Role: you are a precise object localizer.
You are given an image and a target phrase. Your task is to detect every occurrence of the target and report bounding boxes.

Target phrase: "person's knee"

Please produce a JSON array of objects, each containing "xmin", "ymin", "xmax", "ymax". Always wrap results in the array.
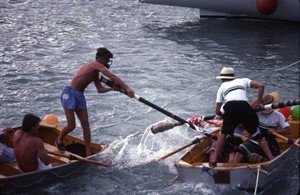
[
  {"xmin": 234, "ymin": 152, "xmax": 244, "ymax": 163},
  {"xmin": 65, "ymin": 123, "xmax": 76, "ymax": 131}
]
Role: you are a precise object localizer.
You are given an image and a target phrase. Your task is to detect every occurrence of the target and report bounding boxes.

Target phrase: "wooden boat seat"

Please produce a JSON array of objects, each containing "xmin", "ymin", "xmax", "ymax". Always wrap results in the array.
[{"xmin": 0, "ymin": 162, "xmax": 21, "ymax": 176}]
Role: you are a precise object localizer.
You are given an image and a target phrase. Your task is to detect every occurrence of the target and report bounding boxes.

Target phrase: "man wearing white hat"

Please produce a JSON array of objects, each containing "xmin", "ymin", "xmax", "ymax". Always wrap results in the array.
[{"xmin": 210, "ymin": 67, "xmax": 274, "ymax": 167}]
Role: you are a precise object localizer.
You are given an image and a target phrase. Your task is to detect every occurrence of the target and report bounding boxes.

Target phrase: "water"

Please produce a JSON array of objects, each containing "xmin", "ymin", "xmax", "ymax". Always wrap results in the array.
[{"xmin": 0, "ymin": 0, "xmax": 299, "ymax": 194}]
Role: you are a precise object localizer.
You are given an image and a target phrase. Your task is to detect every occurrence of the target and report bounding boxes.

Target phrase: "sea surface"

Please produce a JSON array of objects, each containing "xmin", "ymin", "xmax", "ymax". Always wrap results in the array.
[{"xmin": 0, "ymin": 0, "xmax": 299, "ymax": 194}]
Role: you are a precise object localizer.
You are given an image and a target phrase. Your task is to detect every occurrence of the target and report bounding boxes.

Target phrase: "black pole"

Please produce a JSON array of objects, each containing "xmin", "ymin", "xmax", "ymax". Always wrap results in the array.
[{"xmin": 100, "ymin": 76, "xmax": 197, "ymax": 130}]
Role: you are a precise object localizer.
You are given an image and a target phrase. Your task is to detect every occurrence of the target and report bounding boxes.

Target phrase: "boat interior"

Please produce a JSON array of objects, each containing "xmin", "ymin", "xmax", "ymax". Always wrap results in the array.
[
  {"xmin": 177, "ymin": 120, "xmax": 300, "ymax": 168},
  {"xmin": 0, "ymin": 121, "xmax": 107, "ymax": 178}
]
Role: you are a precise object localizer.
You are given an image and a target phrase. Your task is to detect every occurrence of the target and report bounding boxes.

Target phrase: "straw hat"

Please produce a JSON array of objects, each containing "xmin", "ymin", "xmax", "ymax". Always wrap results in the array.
[
  {"xmin": 216, "ymin": 67, "xmax": 236, "ymax": 79},
  {"xmin": 261, "ymin": 92, "xmax": 280, "ymax": 114}
]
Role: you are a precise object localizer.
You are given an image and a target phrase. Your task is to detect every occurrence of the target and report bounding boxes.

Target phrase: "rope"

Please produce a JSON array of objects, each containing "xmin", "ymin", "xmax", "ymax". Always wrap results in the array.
[
  {"xmin": 4, "ymin": 162, "xmax": 85, "ymax": 188},
  {"xmin": 244, "ymin": 166, "xmax": 256, "ymax": 194},
  {"xmin": 274, "ymin": 60, "xmax": 300, "ymax": 71},
  {"xmin": 253, "ymin": 166, "xmax": 261, "ymax": 195},
  {"xmin": 6, "ymin": 176, "xmax": 47, "ymax": 188},
  {"xmin": 49, "ymin": 163, "xmax": 85, "ymax": 178}
]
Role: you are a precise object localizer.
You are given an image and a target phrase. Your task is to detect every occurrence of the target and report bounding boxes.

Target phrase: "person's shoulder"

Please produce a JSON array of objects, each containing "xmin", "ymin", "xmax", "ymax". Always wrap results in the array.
[
  {"xmin": 237, "ymin": 78, "xmax": 251, "ymax": 86},
  {"xmin": 29, "ymin": 136, "xmax": 44, "ymax": 147},
  {"xmin": 88, "ymin": 61, "xmax": 106, "ymax": 70},
  {"xmin": 81, "ymin": 61, "xmax": 96, "ymax": 67},
  {"xmin": 12, "ymin": 130, "xmax": 24, "ymax": 143},
  {"xmin": 31, "ymin": 135, "xmax": 43, "ymax": 141},
  {"xmin": 13, "ymin": 129, "xmax": 23, "ymax": 136},
  {"xmin": 236, "ymin": 78, "xmax": 251, "ymax": 82},
  {"xmin": 273, "ymin": 111, "xmax": 287, "ymax": 120}
]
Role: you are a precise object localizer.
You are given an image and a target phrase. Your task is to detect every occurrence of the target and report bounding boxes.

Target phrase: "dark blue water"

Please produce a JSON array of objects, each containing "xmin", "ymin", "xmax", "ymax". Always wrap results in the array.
[{"xmin": 1, "ymin": 0, "xmax": 299, "ymax": 194}]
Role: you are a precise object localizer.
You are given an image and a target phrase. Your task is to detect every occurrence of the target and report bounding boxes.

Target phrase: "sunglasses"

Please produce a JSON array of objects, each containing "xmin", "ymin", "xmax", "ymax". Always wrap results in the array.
[{"xmin": 104, "ymin": 59, "xmax": 113, "ymax": 69}]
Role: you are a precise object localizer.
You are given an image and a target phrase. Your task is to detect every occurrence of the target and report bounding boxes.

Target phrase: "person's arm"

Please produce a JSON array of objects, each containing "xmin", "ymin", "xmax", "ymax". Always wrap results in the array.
[
  {"xmin": 94, "ymin": 62, "xmax": 134, "ymax": 98},
  {"xmin": 268, "ymin": 113, "xmax": 290, "ymax": 135},
  {"xmin": 215, "ymin": 86, "xmax": 224, "ymax": 116},
  {"xmin": 215, "ymin": 102, "xmax": 223, "ymax": 116},
  {"xmin": 102, "ymin": 69, "xmax": 134, "ymax": 97},
  {"xmin": 94, "ymin": 76, "xmax": 114, "ymax": 93},
  {"xmin": 36, "ymin": 138, "xmax": 50, "ymax": 166},
  {"xmin": 250, "ymin": 80, "xmax": 264, "ymax": 109},
  {"xmin": 268, "ymin": 126, "xmax": 290, "ymax": 135}
]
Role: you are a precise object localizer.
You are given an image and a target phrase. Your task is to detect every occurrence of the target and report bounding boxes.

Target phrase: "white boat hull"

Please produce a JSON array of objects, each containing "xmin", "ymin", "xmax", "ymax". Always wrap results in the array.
[
  {"xmin": 175, "ymin": 145, "xmax": 298, "ymax": 192},
  {"xmin": 139, "ymin": 0, "xmax": 300, "ymax": 22}
]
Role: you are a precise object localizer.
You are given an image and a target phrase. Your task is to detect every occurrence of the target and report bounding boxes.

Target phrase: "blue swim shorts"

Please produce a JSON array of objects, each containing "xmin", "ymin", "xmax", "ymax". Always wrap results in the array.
[
  {"xmin": 0, "ymin": 144, "xmax": 16, "ymax": 163},
  {"xmin": 61, "ymin": 86, "xmax": 87, "ymax": 111}
]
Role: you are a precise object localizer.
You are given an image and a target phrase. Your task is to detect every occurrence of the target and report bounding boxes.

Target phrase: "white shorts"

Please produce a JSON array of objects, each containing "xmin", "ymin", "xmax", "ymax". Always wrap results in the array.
[{"xmin": 37, "ymin": 158, "xmax": 52, "ymax": 171}]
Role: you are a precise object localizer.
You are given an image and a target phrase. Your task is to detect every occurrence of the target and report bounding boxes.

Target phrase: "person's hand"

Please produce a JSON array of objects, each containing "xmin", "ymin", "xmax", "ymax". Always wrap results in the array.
[
  {"xmin": 112, "ymin": 84, "xmax": 121, "ymax": 91},
  {"xmin": 252, "ymin": 99, "xmax": 263, "ymax": 111},
  {"xmin": 267, "ymin": 128, "xmax": 275, "ymax": 134},
  {"xmin": 126, "ymin": 88, "xmax": 135, "ymax": 98},
  {"xmin": 2, "ymin": 127, "xmax": 13, "ymax": 135}
]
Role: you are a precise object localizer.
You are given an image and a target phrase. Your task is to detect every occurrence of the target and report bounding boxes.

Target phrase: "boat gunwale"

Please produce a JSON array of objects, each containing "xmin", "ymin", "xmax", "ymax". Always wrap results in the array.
[{"xmin": 175, "ymin": 142, "xmax": 297, "ymax": 170}]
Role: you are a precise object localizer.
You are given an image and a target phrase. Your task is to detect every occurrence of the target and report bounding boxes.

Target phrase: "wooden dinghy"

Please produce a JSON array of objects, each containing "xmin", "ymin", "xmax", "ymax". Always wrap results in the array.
[
  {"xmin": 0, "ymin": 119, "xmax": 109, "ymax": 191},
  {"xmin": 174, "ymin": 120, "xmax": 300, "ymax": 192}
]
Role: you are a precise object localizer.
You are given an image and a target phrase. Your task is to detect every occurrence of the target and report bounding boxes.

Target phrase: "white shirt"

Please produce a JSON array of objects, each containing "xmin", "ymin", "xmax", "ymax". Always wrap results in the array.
[
  {"xmin": 216, "ymin": 78, "xmax": 251, "ymax": 104},
  {"xmin": 257, "ymin": 111, "xmax": 289, "ymax": 129},
  {"xmin": 249, "ymin": 111, "xmax": 289, "ymax": 145}
]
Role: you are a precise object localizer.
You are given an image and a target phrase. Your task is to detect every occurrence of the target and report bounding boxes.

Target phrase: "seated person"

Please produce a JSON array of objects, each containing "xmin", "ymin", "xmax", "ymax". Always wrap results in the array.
[
  {"xmin": 13, "ymin": 113, "xmax": 54, "ymax": 172},
  {"xmin": 0, "ymin": 127, "xmax": 16, "ymax": 163},
  {"xmin": 209, "ymin": 125, "xmax": 244, "ymax": 163},
  {"xmin": 235, "ymin": 92, "xmax": 290, "ymax": 163}
]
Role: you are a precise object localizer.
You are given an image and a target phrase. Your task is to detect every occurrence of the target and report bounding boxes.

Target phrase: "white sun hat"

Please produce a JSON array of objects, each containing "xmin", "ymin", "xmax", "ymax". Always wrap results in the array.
[
  {"xmin": 261, "ymin": 92, "xmax": 280, "ymax": 114},
  {"xmin": 216, "ymin": 67, "xmax": 236, "ymax": 79}
]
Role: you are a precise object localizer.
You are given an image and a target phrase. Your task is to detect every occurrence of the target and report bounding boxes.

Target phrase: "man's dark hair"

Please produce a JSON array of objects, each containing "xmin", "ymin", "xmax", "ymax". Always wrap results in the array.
[
  {"xmin": 95, "ymin": 47, "xmax": 113, "ymax": 60},
  {"xmin": 22, "ymin": 113, "xmax": 41, "ymax": 132}
]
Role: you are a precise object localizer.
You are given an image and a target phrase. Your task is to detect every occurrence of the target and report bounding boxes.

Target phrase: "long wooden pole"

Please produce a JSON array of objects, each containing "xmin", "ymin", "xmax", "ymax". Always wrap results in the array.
[
  {"xmin": 155, "ymin": 138, "xmax": 200, "ymax": 161},
  {"xmin": 100, "ymin": 76, "xmax": 198, "ymax": 130},
  {"xmin": 271, "ymin": 131, "xmax": 300, "ymax": 148},
  {"xmin": 47, "ymin": 150, "xmax": 113, "ymax": 167}
]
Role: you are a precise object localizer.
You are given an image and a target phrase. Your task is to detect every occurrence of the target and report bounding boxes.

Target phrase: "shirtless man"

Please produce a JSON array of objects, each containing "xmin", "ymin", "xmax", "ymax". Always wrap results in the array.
[
  {"xmin": 13, "ymin": 113, "xmax": 52, "ymax": 173},
  {"xmin": 56, "ymin": 47, "xmax": 135, "ymax": 156}
]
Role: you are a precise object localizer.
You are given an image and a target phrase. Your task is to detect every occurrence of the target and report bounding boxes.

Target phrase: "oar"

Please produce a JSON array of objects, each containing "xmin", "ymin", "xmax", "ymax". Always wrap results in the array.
[
  {"xmin": 153, "ymin": 138, "xmax": 200, "ymax": 162},
  {"xmin": 100, "ymin": 77, "xmax": 240, "ymax": 149},
  {"xmin": 151, "ymin": 115, "xmax": 217, "ymax": 134},
  {"xmin": 255, "ymin": 99, "xmax": 300, "ymax": 111},
  {"xmin": 47, "ymin": 150, "xmax": 113, "ymax": 167},
  {"xmin": 271, "ymin": 132, "xmax": 300, "ymax": 148},
  {"xmin": 151, "ymin": 129, "xmax": 221, "ymax": 162},
  {"xmin": 100, "ymin": 76, "xmax": 199, "ymax": 131},
  {"xmin": 152, "ymin": 99, "xmax": 300, "ymax": 134}
]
